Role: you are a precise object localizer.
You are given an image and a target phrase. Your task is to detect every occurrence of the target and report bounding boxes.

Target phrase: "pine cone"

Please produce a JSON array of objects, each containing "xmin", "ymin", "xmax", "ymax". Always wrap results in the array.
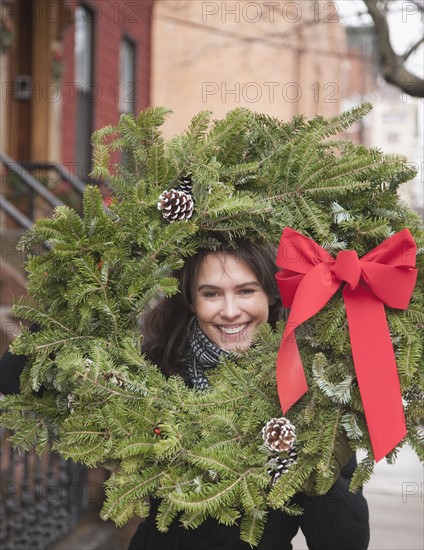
[
  {"xmin": 157, "ymin": 189, "xmax": 194, "ymax": 221},
  {"xmin": 262, "ymin": 417, "xmax": 296, "ymax": 452},
  {"xmin": 103, "ymin": 372, "xmax": 125, "ymax": 388},
  {"xmin": 176, "ymin": 174, "xmax": 193, "ymax": 194},
  {"xmin": 67, "ymin": 393, "xmax": 77, "ymax": 414},
  {"xmin": 267, "ymin": 447, "xmax": 298, "ymax": 484}
]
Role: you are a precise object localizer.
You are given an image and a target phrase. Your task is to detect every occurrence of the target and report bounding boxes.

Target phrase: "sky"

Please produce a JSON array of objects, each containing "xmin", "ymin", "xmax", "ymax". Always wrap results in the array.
[{"xmin": 336, "ymin": 0, "xmax": 424, "ymax": 77}]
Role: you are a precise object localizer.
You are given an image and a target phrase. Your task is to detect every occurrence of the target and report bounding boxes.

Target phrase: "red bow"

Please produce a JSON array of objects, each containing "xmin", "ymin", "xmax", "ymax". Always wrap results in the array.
[{"xmin": 275, "ymin": 228, "xmax": 417, "ymax": 461}]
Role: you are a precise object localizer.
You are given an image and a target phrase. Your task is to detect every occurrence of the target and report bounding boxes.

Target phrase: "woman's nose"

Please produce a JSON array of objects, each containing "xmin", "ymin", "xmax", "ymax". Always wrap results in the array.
[{"xmin": 220, "ymin": 296, "xmax": 242, "ymax": 319}]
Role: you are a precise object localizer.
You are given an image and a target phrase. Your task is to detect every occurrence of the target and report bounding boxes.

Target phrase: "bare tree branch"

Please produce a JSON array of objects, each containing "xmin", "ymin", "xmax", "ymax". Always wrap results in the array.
[
  {"xmin": 403, "ymin": 36, "xmax": 424, "ymax": 60},
  {"xmin": 362, "ymin": 0, "xmax": 424, "ymax": 97}
]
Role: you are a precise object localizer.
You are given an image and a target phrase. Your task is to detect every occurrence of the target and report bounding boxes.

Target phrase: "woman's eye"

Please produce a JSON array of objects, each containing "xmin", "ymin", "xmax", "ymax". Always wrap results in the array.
[
  {"xmin": 203, "ymin": 291, "xmax": 219, "ymax": 298},
  {"xmin": 239, "ymin": 288, "xmax": 255, "ymax": 295}
]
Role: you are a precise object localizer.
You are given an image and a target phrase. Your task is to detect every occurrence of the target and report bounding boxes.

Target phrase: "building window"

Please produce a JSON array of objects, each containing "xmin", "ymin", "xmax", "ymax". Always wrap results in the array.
[
  {"xmin": 75, "ymin": 7, "xmax": 92, "ymax": 89},
  {"xmin": 382, "ymin": 112, "xmax": 405, "ymax": 124},
  {"xmin": 119, "ymin": 38, "xmax": 136, "ymax": 114},
  {"xmin": 387, "ymin": 132, "xmax": 399, "ymax": 143},
  {"xmin": 74, "ymin": 4, "xmax": 94, "ymax": 178}
]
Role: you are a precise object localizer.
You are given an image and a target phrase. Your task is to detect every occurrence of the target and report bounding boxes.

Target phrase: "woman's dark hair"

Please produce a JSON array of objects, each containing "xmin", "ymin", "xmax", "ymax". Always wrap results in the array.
[{"xmin": 141, "ymin": 240, "xmax": 282, "ymax": 377}]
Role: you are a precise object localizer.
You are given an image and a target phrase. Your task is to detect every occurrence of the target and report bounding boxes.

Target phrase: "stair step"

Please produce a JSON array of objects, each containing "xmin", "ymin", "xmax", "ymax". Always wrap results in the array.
[
  {"xmin": 52, "ymin": 516, "xmax": 125, "ymax": 550},
  {"xmin": 1, "ymin": 227, "xmax": 27, "ymax": 273},
  {"xmin": 0, "ymin": 261, "xmax": 27, "ymax": 305}
]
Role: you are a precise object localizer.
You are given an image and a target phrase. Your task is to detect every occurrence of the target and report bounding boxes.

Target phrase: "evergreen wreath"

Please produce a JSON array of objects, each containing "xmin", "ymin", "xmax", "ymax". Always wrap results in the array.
[{"xmin": 1, "ymin": 105, "xmax": 423, "ymax": 546}]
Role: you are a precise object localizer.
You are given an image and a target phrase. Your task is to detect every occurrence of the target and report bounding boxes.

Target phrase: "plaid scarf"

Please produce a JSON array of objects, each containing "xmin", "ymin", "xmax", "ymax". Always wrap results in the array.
[{"xmin": 186, "ymin": 319, "xmax": 230, "ymax": 390}]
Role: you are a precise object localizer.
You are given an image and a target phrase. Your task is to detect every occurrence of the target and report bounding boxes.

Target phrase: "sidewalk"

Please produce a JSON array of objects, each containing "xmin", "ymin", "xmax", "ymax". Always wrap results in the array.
[{"xmin": 292, "ymin": 445, "xmax": 424, "ymax": 550}]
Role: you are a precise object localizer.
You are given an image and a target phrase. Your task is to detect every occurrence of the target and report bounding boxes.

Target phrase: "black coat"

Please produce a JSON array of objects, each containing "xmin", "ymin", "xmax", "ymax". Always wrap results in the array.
[
  {"xmin": 128, "ymin": 463, "xmax": 370, "ymax": 550},
  {"xmin": 0, "ymin": 344, "xmax": 27, "ymax": 394}
]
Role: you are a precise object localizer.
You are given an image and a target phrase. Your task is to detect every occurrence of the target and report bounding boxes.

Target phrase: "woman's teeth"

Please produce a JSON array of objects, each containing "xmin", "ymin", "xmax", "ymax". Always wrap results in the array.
[{"xmin": 219, "ymin": 324, "xmax": 248, "ymax": 334}]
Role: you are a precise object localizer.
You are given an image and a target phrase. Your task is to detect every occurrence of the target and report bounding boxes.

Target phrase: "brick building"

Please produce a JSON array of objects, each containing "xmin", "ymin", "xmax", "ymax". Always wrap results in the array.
[
  {"xmin": 1, "ymin": 0, "xmax": 154, "ymax": 350},
  {"xmin": 1, "ymin": 0, "xmax": 154, "ymax": 175},
  {"xmin": 151, "ymin": 0, "xmax": 348, "ymax": 137},
  {"xmin": 0, "ymin": 4, "xmax": 155, "ymax": 545}
]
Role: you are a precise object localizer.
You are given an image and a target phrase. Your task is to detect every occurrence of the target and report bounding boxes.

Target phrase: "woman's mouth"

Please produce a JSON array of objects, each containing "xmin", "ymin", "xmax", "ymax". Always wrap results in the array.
[{"xmin": 218, "ymin": 323, "xmax": 250, "ymax": 335}]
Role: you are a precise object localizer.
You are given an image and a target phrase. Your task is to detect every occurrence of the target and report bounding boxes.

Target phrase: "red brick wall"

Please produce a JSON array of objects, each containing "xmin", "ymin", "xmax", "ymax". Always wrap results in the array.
[{"xmin": 60, "ymin": 0, "xmax": 154, "ymax": 170}]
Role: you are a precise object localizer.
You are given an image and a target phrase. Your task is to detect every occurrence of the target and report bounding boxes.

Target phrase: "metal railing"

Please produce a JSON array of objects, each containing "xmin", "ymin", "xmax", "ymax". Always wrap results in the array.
[
  {"xmin": 0, "ymin": 195, "xmax": 33, "ymax": 230},
  {"xmin": 0, "ymin": 152, "xmax": 66, "ymax": 209},
  {"xmin": 0, "ymin": 427, "xmax": 88, "ymax": 550},
  {"xmin": 20, "ymin": 161, "xmax": 87, "ymax": 196}
]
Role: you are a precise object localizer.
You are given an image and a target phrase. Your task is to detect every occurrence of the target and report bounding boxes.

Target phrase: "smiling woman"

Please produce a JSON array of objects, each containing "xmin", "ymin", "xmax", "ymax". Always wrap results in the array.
[
  {"xmin": 193, "ymin": 252, "xmax": 274, "ymax": 352},
  {"xmin": 141, "ymin": 241, "xmax": 281, "ymax": 377}
]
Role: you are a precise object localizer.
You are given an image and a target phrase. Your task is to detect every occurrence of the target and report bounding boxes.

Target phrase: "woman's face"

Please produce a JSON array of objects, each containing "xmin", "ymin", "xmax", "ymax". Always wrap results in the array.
[{"xmin": 193, "ymin": 252, "xmax": 273, "ymax": 352}]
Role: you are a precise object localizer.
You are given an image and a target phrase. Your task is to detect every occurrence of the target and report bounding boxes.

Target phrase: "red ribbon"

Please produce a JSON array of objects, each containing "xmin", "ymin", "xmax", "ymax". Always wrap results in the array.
[{"xmin": 275, "ymin": 228, "xmax": 418, "ymax": 461}]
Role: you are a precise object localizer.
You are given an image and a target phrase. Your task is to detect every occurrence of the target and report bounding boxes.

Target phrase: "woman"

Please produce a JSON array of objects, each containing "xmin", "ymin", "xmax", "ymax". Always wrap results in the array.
[
  {"xmin": 127, "ymin": 240, "xmax": 370, "ymax": 550},
  {"xmin": 0, "ymin": 240, "xmax": 369, "ymax": 550}
]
